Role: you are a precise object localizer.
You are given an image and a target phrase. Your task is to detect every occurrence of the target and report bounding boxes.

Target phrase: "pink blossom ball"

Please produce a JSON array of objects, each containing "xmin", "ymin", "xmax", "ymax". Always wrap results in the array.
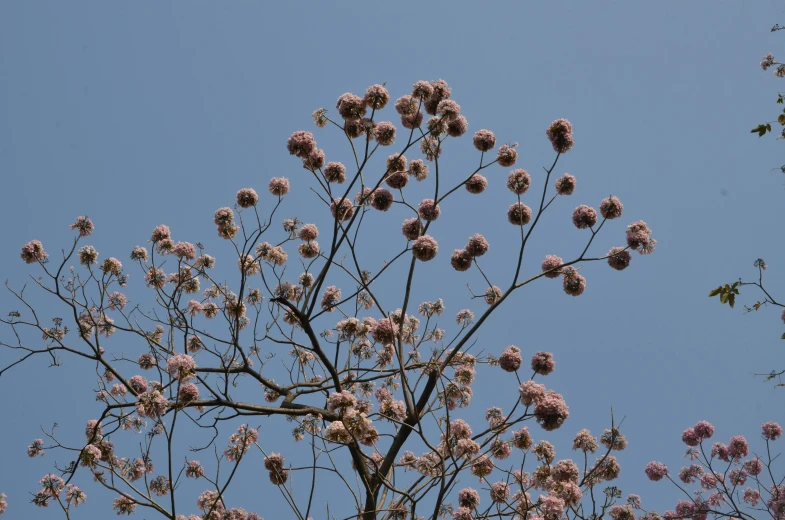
[
  {"xmin": 572, "ymin": 205, "xmax": 598, "ymax": 229},
  {"xmin": 465, "ymin": 174, "xmax": 487, "ymax": 194},
  {"xmin": 418, "ymin": 199, "xmax": 441, "ymax": 221},
  {"xmin": 324, "ymin": 162, "xmax": 347, "ymax": 183},
  {"xmin": 508, "ymin": 202, "xmax": 532, "ymax": 226},
  {"xmin": 447, "ymin": 115, "xmax": 468, "ymax": 137},
  {"xmin": 507, "ymin": 169, "xmax": 531, "ymax": 195},
  {"xmin": 330, "ymin": 198, "xmax": 354, "ymax": 221},
  {"xmin": 374, "ymin": 121, "xmax": 396, "ymax": 146},
  {"xmin": 497, "ymin": 144, "xmax": 518, "ymax": 167},
  {"xmin": 607, "ymin": 247, "xmax": 631, "ymax": 271},
  {"xmin": 531, "ymin": 351, "xmax": 555, "ymax": 375},
  {"xmin": 412, "ymin": 235, "xmax": 439, "ymax": 261},
  {"xmin": 499, "ymin": 346, "xmax": 522, "ymax": 372},
  {"xmin": 541, "ymin": 255, "xmax": 564, "ymax": 279},
  {"xmin": 465, "ymin": 234, "xmax": 489, "ymax": 257},
  {"xmin": 371, "ymin": 189, "xmax": 395, "ymax": 211},
  {"xmin": 236, "ymin": 188, "xmax": 259, "ymax": 208},
  {"xmin": 473, "ymin": 129, "xmax": 496, "ymax": 152},
  {"xmin": 401, "ymin": 218, "xmax": 422, "ymax": 240},
  {"xmin": 561, "ymin": 266, "xmax": 586, "ymax": 296},
  {"xmin": 451, "ymin": 249, "xmax": 473, "ymax": 272},
  {"xmin": 600, "ymin": 196, "xmax": 624, "ymax": 220},
  {"xmin": 555, "ymin": 174, "xmax": 576, "ymax": 195}
]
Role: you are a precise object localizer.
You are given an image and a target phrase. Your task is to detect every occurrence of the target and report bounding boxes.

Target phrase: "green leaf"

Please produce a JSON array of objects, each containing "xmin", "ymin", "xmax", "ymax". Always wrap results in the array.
[
  {"xmin": 781, "ymin": 332, "xmax": 785, "ymax": 340},
  {"xmin": 720, "ymin": 292, "xmax": 729, "ymax": 304},
  {"xmin": 728, "ymin": 294, "xmax": 735, "ymax": 308},
  {"xmin": 708, "ymin": 287, "xmax": 722, "ymax": 297},
  {"xmin": 778, "ymin": 114, "xmax": 785, "ymax": 125}
]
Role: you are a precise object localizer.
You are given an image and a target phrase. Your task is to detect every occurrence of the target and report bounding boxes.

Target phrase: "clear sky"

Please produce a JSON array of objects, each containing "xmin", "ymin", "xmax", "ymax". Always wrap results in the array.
[{"xmin": 1, "ymin": 1, "xmax": 784, "ymax": 519}]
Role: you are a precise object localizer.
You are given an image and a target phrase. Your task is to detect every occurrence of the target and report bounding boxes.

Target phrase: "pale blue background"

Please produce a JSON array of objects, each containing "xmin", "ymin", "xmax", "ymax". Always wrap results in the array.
[{"xmin": 1, "ymin": 1, "xmax": 784, "ymax": 518}]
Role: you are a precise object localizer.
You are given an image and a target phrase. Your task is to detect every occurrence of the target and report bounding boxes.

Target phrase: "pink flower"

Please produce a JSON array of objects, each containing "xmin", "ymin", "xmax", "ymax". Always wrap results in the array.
[
  {"xmin": 364, "ymin": 84, "xmax": 390, "ymax": 109},
  {"xmin": 324, "ymin": 162, "xmax": 347, "ymax": 183},
  {"xmin": 166, "ymin": 354, "xmax": 196, "ymax": 381},
  {"xmin": 541, "ymin": 255, "xmax": 564, "ymax": 279},
  {"xmin": 490, "ymin": 482, "xmax": 510, "ymax": 503},
  {"xmin": 519, "ymin": 380, "xmax": 546, "ymax": 406},
  {"xmin": 108, "ymin": 291, "xmax": 128, "ymax": 311},
  {"xmin": 600, "ymin": 196, "xmax": 624, "ymax": 219},
  {"xmin": 112, "ymin": 495, "xmax": 136, "ymax": 515},
  {"xmin": 173, "ymin": 242, "xmax": 196, "ymax": 261},
  {"xmin": 20, "ymin": 240, "xmax": 47, "ymax": 264},
  {"xmin": 470, "ymin": 454, "xmax": 494, "ymax": 479},
  {"xmin": 512, "ymin": 427, "xmax": 533, "ymax": 450},
  {"xmin": 496, "ymin": 143, "xmax": 518, "ymax": 167},
  {"xmin": 412, "ymin": 235, "xmax": 439, "ymax": 261},
  {"xmin": 561, "ymin": 266, "xmax": 586, "ymax": 296},
  {"xmin": 473, "ymin": 129, "xmax": 496, "ymax": 151},
  {"xmin": 451, "ymin": 249, "xmax": 472, "ymax": 272},
  {"xmin": 418, "ymin": 199, "xmax": 441, "ymax": 221},
  {"xmin": 236, "ymin": 188, "xmax": 259, "ymax": 208},
  {"xmin": 178, "ymin": 383, "xmax": 199, "ymax": 403},
  {"xmin": 507, "ymin": 169, "xmax": 531, "ymax": 195},
  {"xmin": 534, "ymin": 391, "xmax": 569, "ymax": 431},
  {"xmin": 401, "ymin": 110, "xmax": 423, "ymax": 129},
  {"xmin": 645, "ymin": 461, "xmax": 668, "ymax": 481},
  {"xmin": 573, "ymin": 429, "xmax": 599, "ymax": 453},
  {"xmin": 531, "ymin": 352, "xmax": 555, "ymax": 375},
  {"xmin": 151, "ymin": 224, "xmax": 171, "ymax": 243},
  {"xmin": 693, "ymin": 420, "xmax": 715, "ymax": 440},
  {"xmin": 70, "ymin": 216, "xmax": 94, "ymax": 236},
  {"xmin": 330, "ymin": 197, "xmax": 355, "ymax": 221},
  {"xmin": 555, "ymin": 173, "xmax": 576, "ymax": 195},
  {"xmin": 372, "ymin": 318, "xmax": 399, "ymax": 345},
  {"xmin": 458, "ymin": 488, "xmax": 480, "ymax": 508},
  {"xmin": 320, "ymin": 285, "xmax": 341, "ymax": 312},
  {"xmin": 410, "ymin": 159, "xmax": 428, "ymax": 181},
  {"xmin": 447, "ymin": 115, "xmax": 468, "ymax": 137},
  {"xmin": 287, "ymin": 130, "xmax": 317, "ymax": 158},
  {"xmin": 28, "ymin": 439, "xmax": 45, "ymax": 458},
  {"xmin": 436, "ymin": 99, "xmax": 461, "ymax": 120},
  {"xmin": 546, "ymin": 118, "xmax": 574, "ymax": 154},
  {"xmin": 268, "ymin": 177, "xmax": 290, "ymax": 196},
  {"xmin": 302, "ymin": 149, "xmax": 325, "ymax": 170},
  {"xmin": 412, "ymin": 80, "xmax": 435, "ymax": 101},
  {"xmin": 401, "ymin": 218, "xmax": 422, "ymax": 240},
  {"xmin": 373, "ymin": 121, "xmax": 396, "ymax": 146},
  {"xmin": 371, "ymin": 189, "xmax": 394, "ymax": 211},
  {"xmin": 465, "ymin": 174, "xmax": 487, "ymax": 194},
  {"xmin": 130, "ymin": 246, "xmax": 148, "ymax": 261},
  {"xmin": 762, "ymin": 53, "xmax": 775, "ymax": 71},
  {"xmin": 681, "ymin": 427, "xmax": 701, "ymax": 447},
  {"xmin": 508, "ymin": 202, "xmax": 532, "ymax": 225},
  {"xmin": 186, "ymin": 460, "xmax": 204, "ymax": 479},
  {"xmin": 626, "ymin": 220, "xmax": 656, "ymax": 254},
  {"xmin": 607, "ymin": 247, "xmax": 631, "ymax": 271},
  {"xmin": 728, "ymin": 435, "xmax": 748, "ymax": 459},
  {"xmin": 762, "ymin": 421, "xmax": 783, "ymax": 440},
  {"xmin": 485, "ymin": 286, "xmax": 502, "ymax": 305},
  {"xmin": 465, "ymin": 234, "xmax": 489, "ymax": 257},
  {"xmin": 395, "ymin": 95, "xmax": 417, "ymax": 115},
  {"xmin": 138, "ymin": 354, "xmax": 156, "ymax": 370},
  {"xmin": 539, "ymin": 493, "xmax": 566, "ymax": 519},
  {"xmin": 336, "ymin": 93, "xmax": 366, "ymax": 119},
  {"xmin": 572, "ymin": 205, "xmax": 597, "ymax": 229},
  {"xmin": 499, "ymin": 345, "xmax": 522, "ymax": 372}
]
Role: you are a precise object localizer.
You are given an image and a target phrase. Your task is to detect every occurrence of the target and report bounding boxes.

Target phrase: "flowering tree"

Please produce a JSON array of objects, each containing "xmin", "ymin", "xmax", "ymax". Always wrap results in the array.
[
  {"xmin": 2, "ymin": 80, "xmax": 657, "ymax": 520},
  {"xmin": 643, "ymin": 420, "xmax": 785, "ymax": 520}
]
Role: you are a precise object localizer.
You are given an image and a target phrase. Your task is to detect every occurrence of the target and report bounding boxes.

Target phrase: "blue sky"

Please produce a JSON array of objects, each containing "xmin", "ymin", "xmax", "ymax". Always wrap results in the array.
[{"xmin": 1, "ymin": 1, "xmax": 784, "ymax": 518}]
